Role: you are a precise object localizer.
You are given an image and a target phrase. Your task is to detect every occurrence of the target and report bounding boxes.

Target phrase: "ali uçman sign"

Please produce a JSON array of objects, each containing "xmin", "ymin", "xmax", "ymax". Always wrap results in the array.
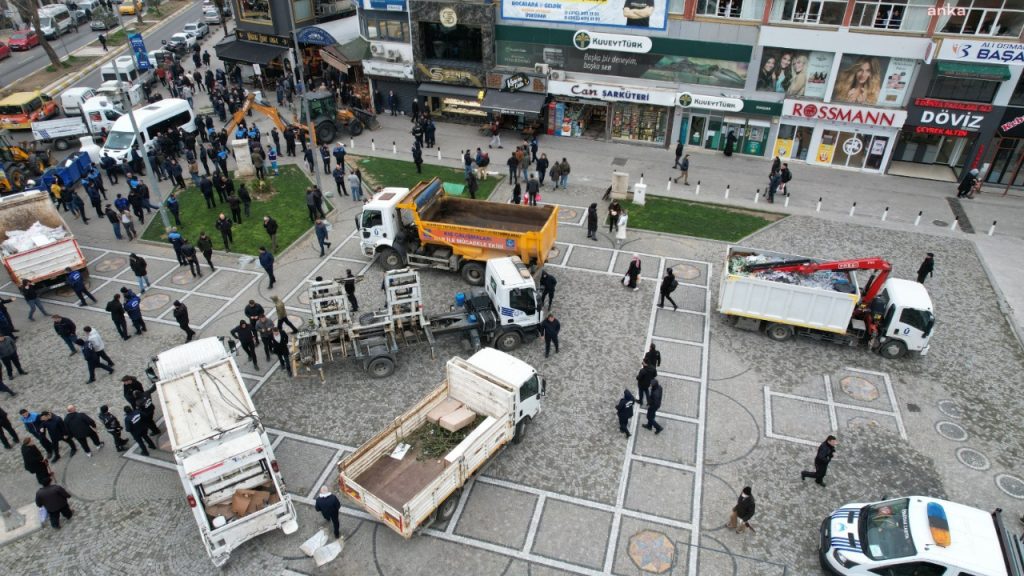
[{"xmin": 782, "ymin": 99, "xmax": 907, "ymax": 128}]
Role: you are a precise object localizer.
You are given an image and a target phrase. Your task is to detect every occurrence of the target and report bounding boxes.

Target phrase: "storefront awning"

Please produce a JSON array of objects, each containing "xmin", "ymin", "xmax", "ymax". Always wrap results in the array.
[
  {"xmin": 481, "ymin": 91, "xmax": 546, "ymax": 117},
  {"xmin": 418, "ymin": 83, "xmax": 483, "ymax": 99},
  {"xmin": 296, "ymin": 14, "xmax": 360, "ymax": 46},
  {"xmin": 936, "ymin": 61, "xmax": 1011, "ymax": 81},
  {"xmin": 213, "ymin": 39, "xmax": 287, "ymax": 65}
]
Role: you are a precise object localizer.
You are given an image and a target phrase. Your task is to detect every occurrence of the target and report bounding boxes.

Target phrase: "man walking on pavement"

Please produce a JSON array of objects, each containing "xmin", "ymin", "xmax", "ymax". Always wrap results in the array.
[
  {"xmin": 641, "ymin": 378, "xmax": 663, "ymax": 434},
  {"xmin": 539, "ymin": 271, "xmax": 557, "ymax": 310},
  {"xmin": 636, "ymin": 360, "xmax": 656, "ymax": 407},
  {"xmin": 726, "ymin": 487, "xmax": 756, "ymax": 534},
  {"xmin": 271, "ymin": 296, "xmax": 298, "ymax": 333},
  {"xmin": 20, "ymin": 279, "xmax": 48, "ymax": 320},
  {"xmin": 263, "ymin": 216, "xmax": 279, "ymax": 252},
  {"xmin": 83, "ymin": 326, "xmax": 115, "ymax": 367},
  {"xmin": 98, "ymin": 405, "xmax": 128, "ymax": 451},
  {"xmin": 172, "ymin": 301, "xmax": 196, "ymax": 341},
  {"xmin": 64, "ymin": 405, "xmax": 103, "ymax": 457},
  {"xmin": 540, "ymin": 313, "xmax": 560, "ymax": 358},
  {"xmin": 315, "ymin": 485, "xmax": 343, "ymax": 539},
  {"xmin": 615, "ymin": 389, "xmax": 635, "ymax": 438},
  {"xmin": 231, "ymin": 321, "xmax": 260, "ymax": 369},
  {"xmin": 181, "ymin": 238, "xmax": 201, "ymax": 277},
  {"xmin": 673, "ymin": 142, "xmax": 683, "ymax": 168},
  {"xmin": 259, "ymin": 247, "xmax": 276, "ymax": 289},
  {"xmin": 197, "ymin": 232, "xmax": 215, "ymax": 272},
  {"xmin": 35, "ymin": 477, "xmax": 74, "ymax": 529},
  {"xmin": 0, "ymin": 405, "xmax": 19, "ymax": 449},
  {"xmin": 21, "ymin": 437, "xmax": 51, "ymax": 486},
  {"xmin": 53, "ymin": 315, "xmax": 78, "ymax": 355},
  {"xmin": 123, "ymin": 290, "xmax": 146, "ymax": 335},
  {"xmin": 215, "ymin": 213, "xmax": 233, "ymax": 251},
  {"xmin": 314, "ymin": 219, "xmax": 331, "ymax": 257},
  {"xmin": 129, "ymin": 253, "xmax": 151, "ymax": 293},
  {"xmin": 674, "ymin": 154, "xmax": 690, "ymax": 185},
  {"xmin": 77, "ymin": 337, "xmax": 114, "ymax": 383},
  {"xmin": 124, "ymin": 405, "xmax": 156, "ymax": 456},
  {"xmin": 0, "ymin": 334, "xmax": 27, "ymax": 380},
  {"xmin": 801, "ymin": 435, "xmax": 837, "ymax": 486},
  {"xmin": 658, "ymin": 268, "xmax": 678, "ymax": 310},
  {"xmin": 105, "ymin": 294, "xmax": 130, "ymax": 341},
  {"xmin": 270, "ymin": 328, "xmax": 291, "ymax": 376},
  {"xmin": 343, "ymin": 270, "xmax": 359, "ymax": 312},
  {"xmin": 65, "ymin": 267, "xmax": 97, "ymax": 306},
  {"xmin": 917, "ymin": 253, "xmax": 934, "ymax": 284},
  {"xmin": 39, "ymin": 411, "xmax": 76, "ymax": 461}
]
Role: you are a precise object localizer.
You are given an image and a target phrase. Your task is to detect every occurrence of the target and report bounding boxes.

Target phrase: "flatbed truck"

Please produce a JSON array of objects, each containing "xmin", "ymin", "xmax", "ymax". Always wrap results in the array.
[{"xmin": 0, "ymin": 189, "xmax": 86, "ymax": 286}]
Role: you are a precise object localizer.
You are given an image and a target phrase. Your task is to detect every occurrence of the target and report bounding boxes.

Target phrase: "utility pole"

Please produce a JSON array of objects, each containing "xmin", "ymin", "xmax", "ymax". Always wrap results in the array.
[
  {"xmin": 289, "ymin": 4, "xmax": 322, "ymax": 192},
  {"xmin": 112, "ymin": 57, "xmax": 171, "ymax": 230}
]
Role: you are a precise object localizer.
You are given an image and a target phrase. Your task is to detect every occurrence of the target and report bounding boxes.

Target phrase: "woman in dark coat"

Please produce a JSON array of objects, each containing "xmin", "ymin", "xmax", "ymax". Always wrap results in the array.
[
  {"xmin": 586, "ymin": 203, "xmax": 599, "ymax": 240},
  {"xmin": 724, "ymin": 130, "xmax": 737, "ymax": 157},
  {"xmin": 21, "ymin": 437, "xmax": 51, "ymax": 486},
  {"xmin": 625, "ymin": 255, "xmax": 641, "ymax": 290}
]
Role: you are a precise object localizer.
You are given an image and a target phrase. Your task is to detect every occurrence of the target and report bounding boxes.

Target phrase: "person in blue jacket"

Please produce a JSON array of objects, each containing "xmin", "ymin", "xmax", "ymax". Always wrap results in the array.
[
  {"xmin": 64, "ymin": 267, "xmax": 96, "ymax": 306},
  {"xmin": 258, "ymin": 247, "xmax": 276, "ymax": 289},
  {"xmin": 122, "ymin": 290, "xmax": 146, "ymax": 335}
]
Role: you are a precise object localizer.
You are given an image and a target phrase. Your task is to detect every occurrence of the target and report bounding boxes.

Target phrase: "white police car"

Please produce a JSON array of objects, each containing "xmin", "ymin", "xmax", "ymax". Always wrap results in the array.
[{"xmin": 820, "ymin": 496, "xmax": 1023, "ymax": 575}]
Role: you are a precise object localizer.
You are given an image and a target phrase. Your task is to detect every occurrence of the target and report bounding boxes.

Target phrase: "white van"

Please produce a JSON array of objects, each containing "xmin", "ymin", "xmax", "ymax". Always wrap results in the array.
[
  {"xmin": 59, "ymin": 87, "xmax": 96, "ymax": 116},
  {"xmin": 100, "ymin": 56, "xmax": 155, "ymax": 90},
  {"xmin": 80, "ymin": 96, "xmax": 123, "ymax": 134},
  {"xmin": 94, "ymin": 80, "xmax": 144, "ymax": 107},
  {"xmin": 101, "ymin": 98, "xmax": 196, "ymax": 161},
  {"xmin": 819, "ymin": 496, "xmax": 1024, "ymax": 576},
  {"xmin": 38, "ymin": 4, "xmax": 72, "ymax": 39}
]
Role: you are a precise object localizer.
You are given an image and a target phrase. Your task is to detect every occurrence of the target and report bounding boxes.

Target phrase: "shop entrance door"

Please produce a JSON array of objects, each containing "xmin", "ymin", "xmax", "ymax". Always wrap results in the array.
[
  {"xmin": 830, "ymin": 131, "xmax": 870, "ymax": 169},
  {"xmin": 721, "ymin": 119, "xmax": 745, "ymax": 153},
  {"xmin": 688, "ymin": 115, "xmax": 707, "ymax": 147}
]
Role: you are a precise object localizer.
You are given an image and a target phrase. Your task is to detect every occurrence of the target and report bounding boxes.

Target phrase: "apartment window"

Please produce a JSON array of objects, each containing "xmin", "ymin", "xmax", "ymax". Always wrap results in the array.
[
  {"xmin": 239, "ymin": 0, "xmax": 272, "ymax": 24},
  {"xmin": 850, "ymin": 0, "xmax": 933, "ymax": 32},
  {"xmin": 928, "ymin": 76, "xmax": 1000, "ymax": 102},
  {"xmin": 697, "ymin": 0, "xmax": 766, "ymax": 19},
  {"xmin": 365, "ymin": 17, "xmax": 409, "ymax": 42},
  {"xmin": 770, "ymin": 0, "xmax": 848, "ymax": 25},
  {"xmin": 420, "ymin": 22, "xmax": 483, "ymax": 62},
  {"xmin": 939, "ymin": 0, "xmax": 1024, "ymax": 37}
]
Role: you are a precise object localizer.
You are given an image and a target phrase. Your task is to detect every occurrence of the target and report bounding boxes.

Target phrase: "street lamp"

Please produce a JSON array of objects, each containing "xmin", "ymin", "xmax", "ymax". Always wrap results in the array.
[{"xmin": 112, "ymin": 57, "xmax": 171, "ymax": 230}]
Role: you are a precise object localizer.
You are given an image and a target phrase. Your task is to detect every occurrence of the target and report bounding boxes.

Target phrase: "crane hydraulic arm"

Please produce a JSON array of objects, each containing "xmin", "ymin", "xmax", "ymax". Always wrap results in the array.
[
  {"xmin": 224, "ymin": 94, "xmax": 292, "ymax": 136},
  {"xmin": 744, "ymin": 257, "xmax": 892, "ymax": 307}
]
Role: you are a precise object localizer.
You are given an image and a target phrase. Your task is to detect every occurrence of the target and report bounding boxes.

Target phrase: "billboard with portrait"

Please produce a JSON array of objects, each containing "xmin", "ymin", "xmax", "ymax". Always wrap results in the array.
[
  {"xmin": 757, "ymin": 48, "xmax": 834, "ymax": 100},
  {"xmin": 501, "ymin": 0, "xmax": 669, "ymax": 31},
  {"xmin": 831, "ymin": 54, "xmax": 915, "ymax": 107}
]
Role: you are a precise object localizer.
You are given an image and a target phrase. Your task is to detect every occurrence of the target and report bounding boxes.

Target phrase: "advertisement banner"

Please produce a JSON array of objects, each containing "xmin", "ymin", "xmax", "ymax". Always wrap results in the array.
[
  {"xmin": 364, "ymin": 0, "xmax": 407, "ymax": 10},
  {"xmin": 548, "ymin": 80, "xmax": 678, "ymax": 106},
  {"xmin": 938, "ymin": 40, "xmax": 1024, "ymax": 64},
  {"xmin": 502, "ymin": 0, "xmax": 669, "ymax": 30},
  {"xmin": 831, "ymin": 54, "xmax": 914, "ymax": 108},
  {"xmin": 757, "ymin": 47, "xmax": 834, "ymax": 100},
  {"xmin": 127, "ymin": 33, "xmax": 151, "ymax": 72},
  {"xmin": 773, "ymin": 138, "xmax": 794, "ymax": 159}
]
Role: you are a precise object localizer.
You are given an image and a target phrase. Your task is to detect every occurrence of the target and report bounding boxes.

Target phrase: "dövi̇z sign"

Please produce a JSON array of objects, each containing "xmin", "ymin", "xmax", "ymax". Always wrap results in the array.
[{"xmin": 907, "ymin": 98, "xmax": 992, "ymax": 137}]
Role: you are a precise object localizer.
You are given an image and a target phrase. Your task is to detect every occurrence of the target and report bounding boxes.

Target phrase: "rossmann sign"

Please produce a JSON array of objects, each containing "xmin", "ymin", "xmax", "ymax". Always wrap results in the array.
[{"xmin": 782, "ymin": 100, "xmax": 908, "ymax": 128}]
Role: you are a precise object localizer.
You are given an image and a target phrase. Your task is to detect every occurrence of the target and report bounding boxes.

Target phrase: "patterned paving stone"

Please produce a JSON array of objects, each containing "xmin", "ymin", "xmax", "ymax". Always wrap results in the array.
[
  {"xmin": 453, "ymin": 482, "xmax": 537, "ymax": 549},
  {"xmin": 656, "ymin": 376, "xmax": 700, "ymax": 419},
  {"xmin": 769, "ymin": 395, "xmax": 832, "ymax": 442},
  {"xmin": 633, "ymin": 419, "xmax": 698, "ymax": 466},
  {"xmin": 531, "ymin": 499, "xmax": 612, "ymax": 570},
  {"xmin": 565, "ymin": 245, "xmax": 614, "ymax": 272},
  {"xmin": 653, "ymin": 310, "xmax": 705, "ymax": 342},
  {"xmin": 273, "ymin": 438, "xmax": 338, "ymax": 497},
  {"xmin": 655, "ymin": 340, "xmax": 702, "ymax": 379},
  {"xmin": 624, "ymin": 461, "xmax": 694, "ymax": 523},
  {"xmin": 612, "ymin": 516, "xmax": 690, "ymax": 576}
]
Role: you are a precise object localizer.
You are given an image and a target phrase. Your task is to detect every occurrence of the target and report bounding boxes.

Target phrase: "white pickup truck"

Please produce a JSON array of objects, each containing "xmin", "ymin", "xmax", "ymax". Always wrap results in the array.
[
  {"xmin": 339, "ymin": 348, "xmax": 543, "ymax": 538},
  {"xmin": 152, "ymin": 338, "xmax": 298, "ymax": 567},
  {"xmin": 0, "ymin": 190, "xmax": 86, "ymax": 286}
]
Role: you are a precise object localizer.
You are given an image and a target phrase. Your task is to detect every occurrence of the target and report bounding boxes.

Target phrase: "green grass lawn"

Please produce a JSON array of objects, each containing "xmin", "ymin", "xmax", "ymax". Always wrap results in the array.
[
  {"xmin": 142, "ymin": 164, "xmax": 327, "ymax": 255},
  {"xmin": 354, "ymin": 156, "xmax": 500, "ymax": 200},
  {"xmin": 622, "ymin": 195, "xmax": 780, "ymax": 242}
]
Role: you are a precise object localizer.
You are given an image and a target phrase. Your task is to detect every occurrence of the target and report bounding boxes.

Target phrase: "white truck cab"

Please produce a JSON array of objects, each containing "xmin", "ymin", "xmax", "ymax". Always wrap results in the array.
[
  {"xmin": 870, "ymin": 278, "xmax": 935, "ymax": 358},
  {"xmin": 59, "ymin": 87, "xmax": 96, "ymax": 116},
  {"xmin": 484, "ymin": 256, "xmax": 541, "ymax": 330},
  {"xmin": 820, "ymin": 496, "xmax": 1024, "ymax": 576},
  {"xmin": 80, "ymin": 96, "xmax": 123, "ymax": 134},
  {"xmin": 94, "ymin": 80, "xmax": 145, "ymax": 107}
]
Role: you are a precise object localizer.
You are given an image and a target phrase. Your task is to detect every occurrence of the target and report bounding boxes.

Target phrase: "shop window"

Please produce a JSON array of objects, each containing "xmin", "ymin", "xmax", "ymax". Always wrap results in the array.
[
  {"xmin": 769, "ymin": 0, "xmax": 848, "ymax": 25},
  {"xmin": 293, "ymin": 0, "xmax": 313, "ymax": 22},
  {"xmin": 939, "ymin": 0, "xmax": 1024, "ymax": 37},
  {"xmin": 420, "ymin": 23, "xmax": 483, "ymax": 63},
  {"xmin": 669, "ymin": 0, "xmax": 685, "ymax": 13},
  {"xmin": 696, "ymin": 0, "xmax": 766, "ymax": 19},
  {"xmin": 239, "ymin": 0, "xmax": 272, "ymax": 24},
  {"xmin": 850, "ymin": 0, "xmax": 932, "ymax": 32},
  {"xmin": 365, "ymin": 16, "xmax": 409, "ymax": 42},
  {"xmin": 610, "ymin": 103, "xmax": 668, "ymax": 145},
  {"xmin": 927, "ymin": 75, "xmax": 1000, "ymax": 103}
]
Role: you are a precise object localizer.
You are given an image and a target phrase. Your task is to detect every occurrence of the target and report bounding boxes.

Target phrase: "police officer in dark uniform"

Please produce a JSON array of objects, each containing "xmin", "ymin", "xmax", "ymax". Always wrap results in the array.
[
  {"xmin": 615, "ymin": 389, "xmax": 635, "ymax": 438},
  {"xmin": 98, "ymin": 405, "xmax": 128, "ymax": 452},
  {"xmin": 641, "ymin": 378, "xmax": 663, "ymax": 434},
  {"xmin": 124, "ymin": 405, "xmax": 156, "ymax": 456},
  {"xmin": 635, "ymin": 360, "xmax": 657, "ymax": 406},
  {"xmin": 132, "ymin": 386, "xmax": 160, "ymax": 437}
]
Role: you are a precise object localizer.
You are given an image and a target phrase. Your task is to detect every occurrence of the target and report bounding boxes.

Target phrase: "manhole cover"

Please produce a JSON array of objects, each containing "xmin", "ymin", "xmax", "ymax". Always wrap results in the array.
[
  {"xmin": 297, "ymin": 292, "xmax": 310, "ymax": 305},
  {"xmin": 847, "ymin": 416, "xmax": 880, "ymax": 428},
  {"xmin": 935, "ymin": 421, "xmax": 968, "ymax": 442},
  {"xmin": 671, "ymin": 264, "xmax": 701, "ymax": 281},
  {"xmin": 840, "ymin": 376, "xmax": 880, "ymax": 401},
  {"xmin": 94, "ymin": 256, "xmax": 127, "ymax": 273},
  {"xmin": 996, "ymin": 474, "xmax": 1024, "ymax": 499},
  {"xmin": 171, "ymin": 270, "xmax": 197, "ymax": 285},
  {"xmin": 956, "ymin": 447, "xmax": 990, "ymax": 471},
  {"xmin": 933, "ymin": 219, "xmax": 949, "ymax": 227},
  {"xmin": 557, "ymin": 208, "xmax": 579, "ymax": 221},
  {"xmin": 139, "ymin": 293, "xmax": 170, "ymax": 311},
  {"xmin": 628, "ymin": 530, "xmax": 675, "ymax": 574},
  {"xmin": 937, "ymin": 400, "xmax": 963, "ymax": 419}
]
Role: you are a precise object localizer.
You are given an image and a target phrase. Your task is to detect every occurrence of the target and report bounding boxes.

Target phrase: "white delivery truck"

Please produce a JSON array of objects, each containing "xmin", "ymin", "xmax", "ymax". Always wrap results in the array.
[
  {"xmin": 31, "ymin": 117, "xmax": 91, "ymax": 151},
  {"xmin": 152, "ymin": 338, "xmax": 298, "ymax": 567},
  {"xmin": 339, "ymin": 348, "xmax": 544, "ymax": 538},
  {"xmin": 59, "ymin": 87, "xmax": 96, "ymax": 116},
  {"xmin": 100, "ymin": 55, "xmax": 155, "ymax": 90},
  {"xmin": 719, "ymin": 246, "xmax": 935, "ymax": 359},
  {"xmin": 94, "ymin": 80, "xmax": 145, "ymax": 107},
  {"xmin": 0, "ymin": 190, "xmax": 86, "ymax": 286},
  {"xmin": 80, "ymin": 95, "xmax": 123, "ymax": 135},
  {"xmin": 819, "ymin": 496, "xmax": 1024, "ymax": 576}
]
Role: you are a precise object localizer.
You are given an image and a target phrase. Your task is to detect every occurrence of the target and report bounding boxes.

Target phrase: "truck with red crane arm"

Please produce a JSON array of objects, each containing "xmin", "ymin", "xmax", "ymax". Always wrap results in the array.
[{"xmin": 718, "ymin": 247, "xmax": 935, "ymax": 359}]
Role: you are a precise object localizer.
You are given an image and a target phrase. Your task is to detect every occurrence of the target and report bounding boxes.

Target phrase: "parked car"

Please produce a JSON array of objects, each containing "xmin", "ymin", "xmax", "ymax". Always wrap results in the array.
[
  {"xmin": 163, "ymin": 32, "xmax": 195, "ymax": 54},
  {"xmin": 203, "ymin": 0, "xmax": 231, "ymax": 16},
  {"xmin": 7, "ymin": 29, "xmax": 39, "ymax": 51},
  {"xmin": 0, "ymin": 42, "xmax": 10, "ymax": 61},
  {"xmin": 118, "ymin": 0, "xmax": 141, "ymax": 15},
  {"xmin": 76, "ymin": 0, "xmax": 103, "ymax": 18},
  {"xmin": 89, "ymin": 7, "xmax": 118, "ymax": 30},
  {"xmin": 182, "ymin": 21, "xmax": 209, "ymax": 40},
  {"xmin": 202, "ymin": 8, "xmax": 220, "ymax": 24},
  {"xmin": 71, "ymin": 9, "xmax": 87, "ymax": 25}
]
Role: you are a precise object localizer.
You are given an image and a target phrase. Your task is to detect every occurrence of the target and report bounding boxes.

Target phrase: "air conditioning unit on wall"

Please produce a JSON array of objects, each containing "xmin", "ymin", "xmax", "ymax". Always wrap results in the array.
[
  {"xmin": 548, "ymin": 70, "xmax": 565, "ymax": 81},
  {"xmin": 534, "ymin": 63, "xmax": 549, "ymax": 75},
  {"xmin": 370, "ymin": 42, "xmax": 386, "ymax": 57}
]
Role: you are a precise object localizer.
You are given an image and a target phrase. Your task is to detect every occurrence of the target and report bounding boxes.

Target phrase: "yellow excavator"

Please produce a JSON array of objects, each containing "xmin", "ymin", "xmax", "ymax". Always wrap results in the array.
[
  {"xmin": 225, "ymin": 93, "xmax": 295, "ymax": 136},
  {"xmin": 0, "ymin": 130, "xmax": 51, "ymax": 195},
  {"xmin": 225, "ymin": 92, "xmax": 377, "ymax": 148}
]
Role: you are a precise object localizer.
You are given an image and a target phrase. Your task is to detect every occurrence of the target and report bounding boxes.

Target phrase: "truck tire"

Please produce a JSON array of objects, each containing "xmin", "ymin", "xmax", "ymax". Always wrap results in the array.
[
  {"xmin": 879, "ymin": 339, "xmax": 907, "ymax": 359},
  {"xmin": 367, "ymin": 356, "xmax": 395, "ymax": 378},
  {"xmin": 316, "ymin": 120, "xmax": 336, "ymax": 144},
  {"xmin": 494, "ymin": 330, "xmax": 522, "ymax": 352},
  {"xmin": 765, "ymin": 323, "xmax": 794, "ymax": 342},
  {"xmin": 379, "ymin": 247, "xmax": 405, "ymax": 270},
  {"xmin": 347, "ymin": 119, "xmax": 363, "ymax": 136},
  {"xmin": 460, "ymin": 262, "xmax": 485, "ymax": 285},
  {"xmin": 513, "ymin": 417, "xmax": 530, "ymax": 444},
  {"xmin": 436, "ymin": 488, "xmax": 462, "ymax": 522}
]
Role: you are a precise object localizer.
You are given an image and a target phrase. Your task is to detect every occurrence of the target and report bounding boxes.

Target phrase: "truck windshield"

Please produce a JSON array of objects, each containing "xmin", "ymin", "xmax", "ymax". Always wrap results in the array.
[
  {"xmin": 509, "ymin": 287, "xmax": 536, "ymax": 315},
  {"xmin": 900, "ymin": 309, "xmax": 934, "ymax": 337},
  {"xmin": 104, "ymin": 130, "xmax": 135, "ymax": 150},
  {"xmin": 361, "ymin": 209, "xmax": 382, "ymax": 229},
  {"xmin": 860, "ymin": 499, "xmax": 916, "ymax": 561}
]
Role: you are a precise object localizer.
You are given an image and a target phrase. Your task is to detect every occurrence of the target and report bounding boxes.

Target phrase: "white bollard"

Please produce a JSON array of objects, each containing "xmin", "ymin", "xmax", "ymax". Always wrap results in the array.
[
  {"xmin": 914, "ymin": 211, "xmax": 922, "ymax": 226},
  {"xmin": 816, "ymin": 197, "xmax": 822, "ymax": 212},
  {"xmin": 849, "ymin": 202, "xmax": 857, "ymax": 217},
  {"xmin": 350, "ymin": 138, "xmax": 354, "ymax": 148},
  {"xmin": 392, "ymin": 141, "xmax": 397, "ymax": 154},
  {"xmin": 371, "ymin": 139, "xmax": 376, "ymax": 151},
  {"xmin": 784, "ymin": 195, "xmax": 789, "ymax": 208},
  {"xmin": 640, "ymin": 173, "xmax": 645, "ymax": 185},
  {"xmin": 881, "ymin": 207, "xmax": 889, "ymax": 221},
  {"xmin": 438, "ymin": 147, "xmax": 442, "ymax": 160},
  {"xmin": 666, "ymin": 178, "xmax": 672, "ymax": 191},
  {"xmin": 753, "ymin": 189, "xmax": 759, "ymax": 204},
  {"xmin": 989, "ymin": 220, "xmax": 997, "ymax": 236},
  {"xmin": 695, "ymin": 180, "xmax": 701, "ymax": 195},
  {"xmin": 950, "ymin": 218, "xmax": 958, "ymax": 231}
]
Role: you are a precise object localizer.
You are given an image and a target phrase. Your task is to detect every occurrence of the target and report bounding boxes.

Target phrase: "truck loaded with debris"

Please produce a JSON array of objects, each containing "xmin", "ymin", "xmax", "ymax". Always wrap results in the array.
[
  {"xmin": 718, "ymin": 246, "xmax": 935, "ymax": 359},
  {"xmin": 151, "ymin": 338, "xmax": 298, "ymax": 567},
  {"xmin": 0, "ymin": 189, "xmax": 85, "ymax": 286},
  {"xmin": 339, "ymin": 348, "xmax": 544, "ymax": 538}
]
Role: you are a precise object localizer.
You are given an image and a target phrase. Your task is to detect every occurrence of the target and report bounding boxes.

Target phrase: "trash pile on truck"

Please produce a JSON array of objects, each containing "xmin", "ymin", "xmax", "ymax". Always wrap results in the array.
[
  {"xmin": 1, "ymin": 221, "xmax": 69, "ymax": 254},
  {"xmin": 204, "ymin": 486, "xmax": 282, "ymax": 524},
  {"xmin": 728, "ymin": 252, "xmax": 855, "ymax": 292}
]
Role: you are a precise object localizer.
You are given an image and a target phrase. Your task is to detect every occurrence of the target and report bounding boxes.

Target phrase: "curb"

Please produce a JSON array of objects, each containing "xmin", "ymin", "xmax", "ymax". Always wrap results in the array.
[{"xmin": 40, "ymin": 1, "xmax": 194, "ymax": 96}]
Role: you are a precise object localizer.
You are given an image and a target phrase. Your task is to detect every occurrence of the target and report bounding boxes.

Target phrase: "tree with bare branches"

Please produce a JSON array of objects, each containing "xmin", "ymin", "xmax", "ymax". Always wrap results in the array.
[{"xmin": 10, "ymin": 0, "xmax": 63, "ymax": 71}]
